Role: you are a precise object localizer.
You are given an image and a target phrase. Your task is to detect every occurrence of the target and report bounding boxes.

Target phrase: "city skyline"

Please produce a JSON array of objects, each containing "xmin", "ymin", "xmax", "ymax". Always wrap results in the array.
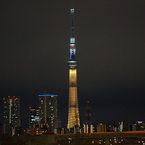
[{"xmin": 0, "ymin": 0, "xmax": 145, "ymax": 128}]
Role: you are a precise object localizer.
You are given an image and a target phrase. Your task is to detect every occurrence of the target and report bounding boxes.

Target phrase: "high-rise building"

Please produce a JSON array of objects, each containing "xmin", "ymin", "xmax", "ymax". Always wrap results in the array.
[
  {"xmin": 3, "ymin": 96, "xmax": 20, "ymax": 134},
  {"xmin": 38, "ymin": 94, "xmax": 58, "ymax": 132},
  {"xmin": 118, "ymin": 121, "xmax": 129, "ymax": 132},
  {"xmin": 136, "ymin": 121, "xmax": 145, "ymax": 131},
  {"xmin": 67, "ymin": 8, "xmax": 80, "ymax": 130},
  {"xmin": 29, "ymin": 106, "xmax": 40, "ymax": 128}
]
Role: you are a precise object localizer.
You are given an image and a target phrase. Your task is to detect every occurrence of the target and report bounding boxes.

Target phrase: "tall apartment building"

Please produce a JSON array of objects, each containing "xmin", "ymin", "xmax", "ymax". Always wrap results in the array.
[
  {"xmin": 3, "ymin": 96, "xmax": 20, "ymax": 134},
  {"xmin": 38, "ymin": 94, "xmax": 58, "ymax": 132}
]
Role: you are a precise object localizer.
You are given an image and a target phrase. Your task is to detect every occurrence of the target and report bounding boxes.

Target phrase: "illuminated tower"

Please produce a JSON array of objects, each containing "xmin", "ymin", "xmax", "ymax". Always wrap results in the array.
[{"xmin": 67, "ymin": 8, "xmax": 80, "ymax": 129}]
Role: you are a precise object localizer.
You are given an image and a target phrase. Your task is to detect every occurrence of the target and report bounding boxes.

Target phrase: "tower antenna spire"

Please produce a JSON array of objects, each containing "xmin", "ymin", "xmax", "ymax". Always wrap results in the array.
[
  {"xmin": 70, "ymin": 8, "xmax": 75, "ymax": 38},
  {"xmin": 69, "ymin": 8, "xmax": 76, "ymax": 61}
]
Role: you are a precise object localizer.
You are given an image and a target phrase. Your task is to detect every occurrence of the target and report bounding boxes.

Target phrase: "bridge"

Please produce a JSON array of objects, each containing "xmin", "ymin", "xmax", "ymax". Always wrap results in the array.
[{"xmin": 55, "ymin": 131, "xmax": 145, "ymax": 145}]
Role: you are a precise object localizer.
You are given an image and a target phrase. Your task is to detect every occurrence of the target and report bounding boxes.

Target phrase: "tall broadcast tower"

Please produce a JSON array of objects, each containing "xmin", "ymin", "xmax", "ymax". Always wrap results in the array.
[{"xmin": 67, "ymin": 9, "xmax": 80, "ymax": 129}]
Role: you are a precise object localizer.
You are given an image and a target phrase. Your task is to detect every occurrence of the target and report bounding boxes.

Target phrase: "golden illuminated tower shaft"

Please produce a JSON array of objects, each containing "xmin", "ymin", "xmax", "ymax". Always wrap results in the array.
[{"xmin": 67, "ymin": 9, "xmax": 80, "ymax": 129}]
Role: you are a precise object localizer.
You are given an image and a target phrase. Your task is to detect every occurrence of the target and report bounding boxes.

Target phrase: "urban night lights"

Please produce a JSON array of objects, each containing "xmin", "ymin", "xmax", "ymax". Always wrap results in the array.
[{"xmin": 0, "ymin": 2, "xmax": 145, "ymax": 144}]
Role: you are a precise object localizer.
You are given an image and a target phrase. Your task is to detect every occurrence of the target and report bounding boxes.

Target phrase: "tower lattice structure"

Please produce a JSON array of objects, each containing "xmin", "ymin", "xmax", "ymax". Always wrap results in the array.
[{"xmin": 67, "ymin": 9, "xmax": 80, "ymax": 129}]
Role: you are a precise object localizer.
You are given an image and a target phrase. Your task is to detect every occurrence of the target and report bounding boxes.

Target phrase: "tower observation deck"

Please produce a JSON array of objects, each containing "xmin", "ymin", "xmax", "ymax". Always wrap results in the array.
[{"xmin": 67, "ymin": 8, "xmax": 80, "ymax": 129}]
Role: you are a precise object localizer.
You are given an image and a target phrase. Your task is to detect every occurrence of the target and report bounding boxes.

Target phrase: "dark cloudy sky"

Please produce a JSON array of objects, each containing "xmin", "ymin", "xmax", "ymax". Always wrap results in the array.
[{"xmin": 0, "ymin": 0, "xmax": 145, "ymax": 128}]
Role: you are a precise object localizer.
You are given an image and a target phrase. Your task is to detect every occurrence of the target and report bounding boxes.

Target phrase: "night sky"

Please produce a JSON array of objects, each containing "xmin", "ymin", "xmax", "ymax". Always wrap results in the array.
[{"xmin": 0, "ymin": 0, "xmax": 145, "ymax": 128}]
